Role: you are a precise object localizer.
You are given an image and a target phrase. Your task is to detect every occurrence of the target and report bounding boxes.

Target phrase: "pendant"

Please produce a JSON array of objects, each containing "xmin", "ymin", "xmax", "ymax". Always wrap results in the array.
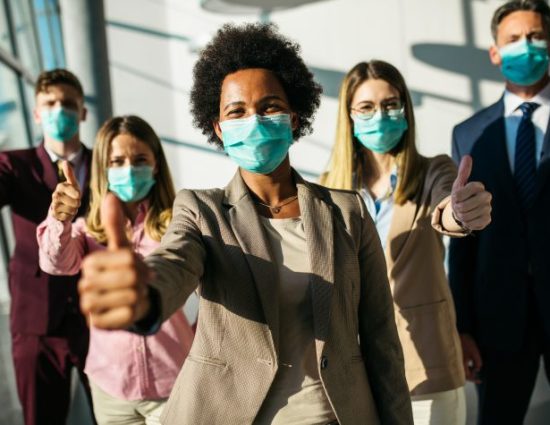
[{"xmin": 271, "ymin": 207, "xmax": 281, "ymax": 213}]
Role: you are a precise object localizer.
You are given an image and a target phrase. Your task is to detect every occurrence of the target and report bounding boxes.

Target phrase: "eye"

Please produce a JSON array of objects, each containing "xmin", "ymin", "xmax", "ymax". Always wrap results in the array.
[
  {"xmin": 109, "ymin": 158, "xmax": 124, "ymax": 166},
  {"xmin": 227, "ymin": 108, "xmax": 245, "ymax": 117}
]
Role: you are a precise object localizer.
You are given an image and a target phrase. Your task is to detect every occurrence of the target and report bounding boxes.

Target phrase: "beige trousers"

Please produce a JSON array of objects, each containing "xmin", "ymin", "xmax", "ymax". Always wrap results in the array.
[
  {"xmin": 90, "ymin": 381, "xmax": 167, "ymax": 425},
  {"xmin": 411, "ymin": 387, "xmax": 466, "ymax": 425}
]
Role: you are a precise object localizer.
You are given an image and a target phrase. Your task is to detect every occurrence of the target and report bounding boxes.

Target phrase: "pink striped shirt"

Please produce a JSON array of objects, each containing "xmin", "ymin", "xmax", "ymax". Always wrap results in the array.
[{"xmin": 36, "ymin": 203, "xmax": 194, "ymax": 400}]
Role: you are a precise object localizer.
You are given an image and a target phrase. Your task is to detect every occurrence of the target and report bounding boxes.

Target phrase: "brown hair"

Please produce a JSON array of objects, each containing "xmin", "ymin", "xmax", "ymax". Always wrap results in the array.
[
  {"xmin": 35, "ymin": 68, "xmax": 84, "ymax": 97},
  {"xmin": 320, "ymin": 60, "xmax": 426, "ymax": 205},
  {"xmin": 86, "ymin": 115, "xmax": 176, "ymax": 243},
  {"xmin": 491, "ymin": 0, "xmax": 550, "ymax": 40}
]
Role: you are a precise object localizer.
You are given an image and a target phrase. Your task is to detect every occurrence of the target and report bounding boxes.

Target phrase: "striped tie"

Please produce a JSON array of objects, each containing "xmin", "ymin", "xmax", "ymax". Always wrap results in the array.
[{"xmin": 514, "ymin": 102, "xmax": 540, "ymax": 210}]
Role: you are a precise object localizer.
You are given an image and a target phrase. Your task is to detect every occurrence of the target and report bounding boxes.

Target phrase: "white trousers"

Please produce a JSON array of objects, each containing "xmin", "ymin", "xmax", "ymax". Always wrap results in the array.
[
  {"xmin": 411, "ymin": 387, "xmax": 466, "ymax": 425},
  {"xmin": 90, "ymin": 381, "xmax": 167, "ymax": 425}
]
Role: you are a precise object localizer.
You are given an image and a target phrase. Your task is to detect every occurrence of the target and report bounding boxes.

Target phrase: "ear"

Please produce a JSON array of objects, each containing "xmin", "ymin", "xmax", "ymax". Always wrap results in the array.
[
  {"xmin": 213, "ymin": 120, "xmax": 223, "ymax": 144},
  {"xmin": 489, "ymin": 44, "xmax": 502, "ymax": 67},
  {"xmin": 33, "ymin": 107, "xmax": 42, "ymax": 125},
  {"xmin": 290, "ymin": 112, "xmax": 299, "ymax": 132},
  {"xmin": 80, "ymin": 106, "xmax": 87, "ymax": 122}
]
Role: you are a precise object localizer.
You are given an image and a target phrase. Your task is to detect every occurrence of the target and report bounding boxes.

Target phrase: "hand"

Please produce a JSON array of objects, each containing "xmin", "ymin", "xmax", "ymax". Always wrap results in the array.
[
  {"xmin": 451, "ymin": 155, "xmax": 492, "ymax": 231},
  {"xmin": 51, "ymin": 160, "xmax": 81, "ymax": 222},
  {"xmin": 460, "ymin": 333, "xmax": 483, "ymax": 383},
  {"xmin": 78, "ymin": 192, "xmax": 153, "ymax": 329}
]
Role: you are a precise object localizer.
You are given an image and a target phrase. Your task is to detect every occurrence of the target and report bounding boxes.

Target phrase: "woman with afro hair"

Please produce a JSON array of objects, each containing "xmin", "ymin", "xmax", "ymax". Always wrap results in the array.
[{"xmin": 76, "ymin": 23, "xmax": 413, "ymax": 425}]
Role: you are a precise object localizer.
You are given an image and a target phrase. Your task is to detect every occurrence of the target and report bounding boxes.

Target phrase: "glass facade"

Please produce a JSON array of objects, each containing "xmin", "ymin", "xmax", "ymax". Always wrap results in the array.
[{"xmin": 0, "ymin": 4, "xmax": 66, "ymax": 423}]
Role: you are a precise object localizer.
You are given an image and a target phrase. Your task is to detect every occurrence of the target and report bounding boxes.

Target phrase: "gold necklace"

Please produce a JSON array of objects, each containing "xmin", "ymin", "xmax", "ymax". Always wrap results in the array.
[{"xmin": 254, "ymin": 195, "xmax": 298, "ymax": 213}]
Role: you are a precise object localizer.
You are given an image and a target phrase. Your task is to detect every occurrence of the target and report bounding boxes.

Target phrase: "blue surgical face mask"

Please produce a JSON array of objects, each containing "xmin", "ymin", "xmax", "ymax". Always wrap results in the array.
[
  {"xmin": 220, "ymin": 114, "xmax": 293, "ymax": 174},
  {"xmin": 352, "ymin": 110, "xmax": 408, "ymax": 154},
  {"xmin": 40, "ymin": 107, "xmax": 80, "ymax": 142},
  {"xmin": 107, "ymin": 165, "xmax": 156, "ymax": 203},
  {"xmin": 499, "ymin": 38, "xmax": 549, "ymax": 86}
]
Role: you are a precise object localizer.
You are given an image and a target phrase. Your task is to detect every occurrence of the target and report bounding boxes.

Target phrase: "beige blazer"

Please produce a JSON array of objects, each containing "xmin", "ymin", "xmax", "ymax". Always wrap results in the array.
[
  {"xmin": 387, "ymin": 155, "xmax": 466, "ymax": 395},
  {"xmin": 145, "ymin": 170, "xmax": 413, "ymax": 425}
]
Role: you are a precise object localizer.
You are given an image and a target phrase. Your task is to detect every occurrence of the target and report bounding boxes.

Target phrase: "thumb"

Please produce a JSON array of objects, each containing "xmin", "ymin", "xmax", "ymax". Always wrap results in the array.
[
  {"xmin": 62, "ymin": 160, "xmax": 79, "ymax": 189},
  {"xmin": 453, "ymin": 155, "xmax": 473, "ymax": 191},
  {"xmin": 101, "ymin": 192, "xmax": 130, "ymax": 250}
]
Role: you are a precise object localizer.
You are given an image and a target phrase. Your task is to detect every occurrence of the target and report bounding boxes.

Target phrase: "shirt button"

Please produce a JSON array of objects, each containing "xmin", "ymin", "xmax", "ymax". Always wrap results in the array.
[
  {"xmin": 67, "ymin": 296, "xmax": 73, "ymax": 303},
  {"xmin": 320, "ymin": 355, "xmax": 328, "ymax": 370}
]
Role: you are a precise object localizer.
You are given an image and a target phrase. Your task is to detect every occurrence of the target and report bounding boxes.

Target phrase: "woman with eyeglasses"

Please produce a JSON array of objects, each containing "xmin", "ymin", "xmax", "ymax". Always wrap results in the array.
[{"xmin": 321, "ymin": 61, "xmax": 493, "ymax": 425}]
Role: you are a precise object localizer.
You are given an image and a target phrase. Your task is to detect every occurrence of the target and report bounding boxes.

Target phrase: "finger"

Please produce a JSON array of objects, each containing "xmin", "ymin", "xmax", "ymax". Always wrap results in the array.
[
  {"xmin": 80, "ymin": 288, "xmax": 139, "ymax": 315},
  {"xmin": 101, "ymin": 192, "xmax": 130, "ymax": 250},
  {"xmin": 452, "ymin": 155, "xmax": 473, "ymax": 191},
  {"xmin": 52, "ymin": 212, "xmax": 75, "ymax": 222},
  {"xmin": 81, "ymin": 249, "xmax": 135, "ymax": 274},
  {"xmin": 452, "ymin": 191, "xmax": 492, "ymax": 215},
  {"xmin": 53, "ymin": 192, "xmax": 81, "ymax": 209},
  {"xmin": 62, "ymin": 160, "xmax": 79, "ymax": 189},
  {"xmin": 457, "ymin": 205, "xmax": 492, "ymax": 224},
  {"xmin": 452, "ymin": 181, "xmax": 486, "ymax": 203},
  {"xmin": 57, "ymin": 182, "xmax": 81, "ymax": 200},
  {"xmin": 52, "ymin": 203, "xmax": 79, "ymax": 218},
  {"xmin": 79, "ymin": 268, "xmax": 139, "ymax": 294},
  {"xmin": 88, "ymin": 306, "xmax": 134, "ymax": 330}
]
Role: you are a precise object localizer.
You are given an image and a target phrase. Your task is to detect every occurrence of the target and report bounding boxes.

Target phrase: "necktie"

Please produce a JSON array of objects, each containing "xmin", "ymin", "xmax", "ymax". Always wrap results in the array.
[{"xmin": 514, "ymin": 102, "xmax": 540, "ymax": 210}]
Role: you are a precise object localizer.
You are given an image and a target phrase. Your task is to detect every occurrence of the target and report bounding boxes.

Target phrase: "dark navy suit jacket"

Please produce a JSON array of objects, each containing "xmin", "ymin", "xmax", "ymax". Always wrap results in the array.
[
  {"xmin": 449, "ymin": 97, "xmax": 550, "ymax": 351},
  {"xmin": 0, "ymin": 143, "xmax": 91, "ymax": 335}
]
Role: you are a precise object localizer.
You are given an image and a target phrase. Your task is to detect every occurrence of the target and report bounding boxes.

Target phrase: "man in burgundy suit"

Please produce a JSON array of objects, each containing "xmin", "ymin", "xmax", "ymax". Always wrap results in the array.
[{"xmin": 0, "ymin": 69, "xmax": 94, "ymax": 424}]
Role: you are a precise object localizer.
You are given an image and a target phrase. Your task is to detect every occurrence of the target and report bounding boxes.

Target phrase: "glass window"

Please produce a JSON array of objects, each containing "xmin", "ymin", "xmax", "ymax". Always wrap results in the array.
[
  {"xmin": 0, "ymin": 2, "xmax": 11, "ymax": 53},
  {"xmin": 33, "ymin": 0, "xmax": 64, "ymax": 69},
  {"xmin": 0, "ymin": 64, "xmax": 31, "ymax": 151},
  {"xmin": 9, "ymin": 0, "xmax": 42, "ymax": 75}
]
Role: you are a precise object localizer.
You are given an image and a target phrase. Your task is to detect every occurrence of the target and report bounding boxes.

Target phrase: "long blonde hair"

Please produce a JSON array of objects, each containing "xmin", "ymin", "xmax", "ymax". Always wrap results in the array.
[
  {"xmin": 86, "ymin": 115, "xmax": 176, "ymax": 243},
  {"xmin": 320, "ymin": 60, "xmax": 426, "ymax": 205}
]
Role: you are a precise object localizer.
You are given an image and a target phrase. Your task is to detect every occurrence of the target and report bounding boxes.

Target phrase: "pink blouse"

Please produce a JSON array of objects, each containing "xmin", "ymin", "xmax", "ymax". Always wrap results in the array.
[{"xmin": 36, "ymin": 203, "xmax": 194, "ymax": 400}]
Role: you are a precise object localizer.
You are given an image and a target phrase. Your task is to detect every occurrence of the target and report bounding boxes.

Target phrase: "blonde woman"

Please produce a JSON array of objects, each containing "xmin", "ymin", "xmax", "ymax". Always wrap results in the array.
[
  {"xmin": 36, "ymin": 115, "xmax": 194, "ymax": 425},
  {"xmin": 321, "ymin": 61, "xmax": 492, "ymax": 425}
]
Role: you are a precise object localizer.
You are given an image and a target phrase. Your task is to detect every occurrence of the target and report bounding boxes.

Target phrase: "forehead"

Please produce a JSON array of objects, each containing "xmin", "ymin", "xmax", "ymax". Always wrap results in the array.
[
  {"xmin": 110, "ymin": 134, "xmax": 153, "ymax": 155},
  {"xmin": 497, "ymin": 10, "xmax": 544, "ymax": 35},
  {"xmin": 36, "ymin": 83, "xmax": 82, "ymax": 102},
  {"xmin": 220, "ymin": 68, "xmax": 288, "ymax": 103},
  {"xmin": 352, "ymin": 79, "xmax": 400, "ymax": 104}
]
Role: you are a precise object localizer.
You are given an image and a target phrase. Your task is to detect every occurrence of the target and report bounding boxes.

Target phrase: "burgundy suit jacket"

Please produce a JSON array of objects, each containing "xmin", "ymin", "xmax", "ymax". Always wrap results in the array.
[{"xmin": 0, "ymin": 142, "xmax": 91, "ymax": 335}]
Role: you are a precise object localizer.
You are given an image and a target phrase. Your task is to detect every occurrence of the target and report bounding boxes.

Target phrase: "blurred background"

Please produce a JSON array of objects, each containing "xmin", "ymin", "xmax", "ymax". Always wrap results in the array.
[{"xmin": 0, "ymin": 0, "xmax": 549, "ymax": 423}]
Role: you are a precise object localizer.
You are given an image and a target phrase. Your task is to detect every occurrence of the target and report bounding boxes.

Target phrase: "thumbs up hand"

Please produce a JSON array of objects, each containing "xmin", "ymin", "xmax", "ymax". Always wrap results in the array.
[
  {"xmin": 450, "ymin": 155, "xmax": 492, "ymax": 231},
  {"xmin": 79, "ymin": 192, "xmax": 153, "ymax": 330},
  {"xmin": 51, "ymin": 160, "xmax": 81, "ymax": 222}
]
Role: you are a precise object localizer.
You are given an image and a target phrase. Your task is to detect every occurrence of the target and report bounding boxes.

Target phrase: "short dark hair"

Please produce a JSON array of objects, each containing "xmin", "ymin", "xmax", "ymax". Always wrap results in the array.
[
  {"xmin": 491, "ymin": 0, "xmax": 550, "ymax": 40},
  {"xmin": 190, "ymin": 23, "xmax": 322, "ymax": 148},
  {"xmin": 35, "ymin": 68, "xmax": 84, "ymax": 97}
]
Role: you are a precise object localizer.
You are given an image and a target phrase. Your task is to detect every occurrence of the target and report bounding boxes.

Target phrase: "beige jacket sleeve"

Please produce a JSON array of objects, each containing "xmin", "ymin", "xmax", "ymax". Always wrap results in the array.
[
  {"xmin": 145, "ymin": 189, "xmax": 206, "ymax": 321},
  {"xmin": 429, "ymin": 155, "xmax": 469, "ymax": 238},
  {"xmin": 356, "ymin": 193, "xmax": 414, "ymax": 425}
]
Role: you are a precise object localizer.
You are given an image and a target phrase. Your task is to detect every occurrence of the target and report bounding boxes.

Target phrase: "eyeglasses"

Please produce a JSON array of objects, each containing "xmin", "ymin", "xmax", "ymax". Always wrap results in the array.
[{"xmin": 351, "ymin": 100, "xmax": 404, "ymax": 120}]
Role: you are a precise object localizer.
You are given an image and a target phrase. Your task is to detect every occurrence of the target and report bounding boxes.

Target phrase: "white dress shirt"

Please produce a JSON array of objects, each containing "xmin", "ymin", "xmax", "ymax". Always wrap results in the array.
[
  {"xmin": 503, "ymin": 81, "xmax": 550, "ymax": 173},
  {"xmin": 44, "ymin": 143, "xmax": 86, "ymax": 188}
]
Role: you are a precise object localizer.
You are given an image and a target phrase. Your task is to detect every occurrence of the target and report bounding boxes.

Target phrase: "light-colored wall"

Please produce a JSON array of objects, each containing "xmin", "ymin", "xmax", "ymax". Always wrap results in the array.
[{"xmin": 102, "ymin": 1, "xmax": 550, "ymax": 423}]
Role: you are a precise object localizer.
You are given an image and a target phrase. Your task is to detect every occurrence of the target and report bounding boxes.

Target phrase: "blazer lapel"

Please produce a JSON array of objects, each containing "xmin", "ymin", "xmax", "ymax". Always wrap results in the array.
[
  {"xmin": 78, "ymin": 146, "xmax": 92, "ymax": 216},
  {"xmin": 223, "ymin": 171, "xmax": 280, "ymax": 355},
  {"xmin": 384, "ymin": 200, "xmax": 419, "ymax": 267},
  {"xmin": 295, "ymin": 173, "xmax": 334, "ymax": 355},
  {"xmin": 36, "ymin": 143, "xmax": 58, "ymax": 192},
  {"xmin": 535, "ymin": 112, "xmax": 550, "ymax": 198}
]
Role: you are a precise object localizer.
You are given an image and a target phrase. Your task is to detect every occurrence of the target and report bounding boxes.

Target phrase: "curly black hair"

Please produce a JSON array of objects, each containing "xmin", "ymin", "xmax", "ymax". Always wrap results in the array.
[{"xmin": 190, "ymin": 23, "xmax": 323, "ymax": 148}]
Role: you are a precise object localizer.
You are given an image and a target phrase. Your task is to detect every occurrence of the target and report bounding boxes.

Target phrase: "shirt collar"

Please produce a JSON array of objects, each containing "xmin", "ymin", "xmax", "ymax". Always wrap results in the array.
[
  {"xmin": 44, "ymin": 143, "xmax": 84, "ymax": 166},
  {"xmin": 504, "ymin": 80, "xmax": 550, "ymax": 116}
]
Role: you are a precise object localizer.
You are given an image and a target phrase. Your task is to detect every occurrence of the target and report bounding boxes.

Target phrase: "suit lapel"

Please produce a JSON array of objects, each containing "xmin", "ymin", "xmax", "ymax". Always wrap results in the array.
[
  {"xmin": 384, "ymin": 200, "xmax": 418, "ymax": 267},
  {"xmin": 78, "ymin": 146, "xmax": 92, "ymax": 216},
  {"xmin": 36, "ymin": 143, "xmax": 58, "ymax": 192},
  {"xmin": 535, "ymin": 113, "xmax": 550, "ymax": 198},
  {"xmin": 296, "ymin": 173, "xmax": 334, "ymax": 355},
  {"xmin": 223, "ymin": 171, "xmax": 280, "ymax": 354}
]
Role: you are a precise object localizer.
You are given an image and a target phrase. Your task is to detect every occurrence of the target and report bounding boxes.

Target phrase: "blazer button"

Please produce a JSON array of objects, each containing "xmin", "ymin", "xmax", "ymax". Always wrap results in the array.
[{"xmin": 320, "ymin": 355, "xmax": 328, "ymax": 370}]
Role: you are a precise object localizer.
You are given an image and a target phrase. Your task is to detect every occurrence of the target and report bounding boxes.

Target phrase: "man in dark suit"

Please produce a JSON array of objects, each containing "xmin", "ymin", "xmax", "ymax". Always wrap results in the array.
[
  {"xmin": 449, "ymin": 1, "xmax": 550, "ymax": 424},
  {"xmin": 0, "ymin": 69, "xmax": 93, "ymax": 424}
]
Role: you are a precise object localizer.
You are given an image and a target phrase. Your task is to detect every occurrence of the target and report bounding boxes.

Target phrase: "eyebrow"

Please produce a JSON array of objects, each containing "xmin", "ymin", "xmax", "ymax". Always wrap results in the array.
[
  {"xmin": 354, "ymin": 96, "xmax": 400, "ymax": 105},
  {"xmin": 222, "ymin": 95, "xmax": 286, "ymax": 112}
]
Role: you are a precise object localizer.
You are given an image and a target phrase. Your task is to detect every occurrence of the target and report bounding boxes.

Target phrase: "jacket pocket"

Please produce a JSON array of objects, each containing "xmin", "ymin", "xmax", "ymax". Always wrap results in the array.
[
  {"xmin": 395, "ymin": 299, "xmax": 457, "ymax": 372},
  {"xmin": 187, "ymin": 353, "xmax": 227, "ymax": 369}
]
